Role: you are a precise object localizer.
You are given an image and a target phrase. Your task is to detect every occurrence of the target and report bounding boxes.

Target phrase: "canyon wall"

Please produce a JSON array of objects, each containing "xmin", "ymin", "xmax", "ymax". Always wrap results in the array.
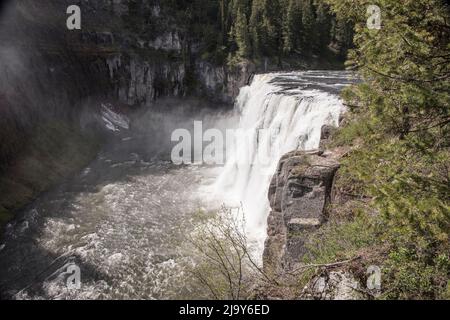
[
  {"xmin": 0, "ymin": 0, "xmax": 253, "ymax": 224},
  {"xmin": 0, "ymin": 0, "xmax": 252, "ymax": 165}
]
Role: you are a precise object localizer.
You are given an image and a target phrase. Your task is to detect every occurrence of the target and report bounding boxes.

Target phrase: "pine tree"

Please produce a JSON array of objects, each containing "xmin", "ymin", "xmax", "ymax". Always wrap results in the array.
[
  {"xmin": 264, "ymin": 0, "xmax": 283, "ymax": 58},
  {"xmin": 313, "ymin": 1, "xmax": 331, "ymax": 53},
  {"xmin": 249, "ymin": 0, "xmax": 266, "ymax": 57},
  {"xmin": 283, "ymin": 0, "xmax": 303, "ymax": 54},
  {"xmin": 219, "ymin": 0, "xmax": 228, "ymax": 46},
  {"xmin": 233, "ymin": 8, "xmax": 251, "ymax": 58},
  {"xmin": 324, "ymin": 0, "xmax": 450, "ymax": 299},
  {"xmin": 329, "ymin": 15, "xmax": 353, "ymax": 58},
  {"xmin": 301, "ymin": 0, "xmax": 316, "ymax": 56}
]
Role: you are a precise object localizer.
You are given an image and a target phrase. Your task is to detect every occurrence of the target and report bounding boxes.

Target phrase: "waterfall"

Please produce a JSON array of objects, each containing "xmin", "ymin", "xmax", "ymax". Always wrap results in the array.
[{"xmin": 214, "ymin": 71, "xmax": 349, "ymax": 249}]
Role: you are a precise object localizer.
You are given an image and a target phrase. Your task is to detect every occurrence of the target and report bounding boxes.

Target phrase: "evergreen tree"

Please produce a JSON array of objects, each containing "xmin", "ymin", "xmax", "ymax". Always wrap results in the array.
[
  {"xmin": 324, "ymin": 0, "xmax": 450, "ymax": 299},
  {"xmin": 313, "ymin": 1, "xmax": 332, "ymax": 53},
  {"xmin": 219, "ymin": 0, "xmax": 229, "ymax": 47},
  {"xmin": 168, "ymin": 0, "xmax": 354, "ymax": 66},
  {"xmin": 301, "ymin": 0, "xmax": 316, "ymax": 56},
  {"xmin": 249, "ymin": 0, "xmax": 266, "ymax": 57},
  {"xmin": 283, "ymin": 0, "xmax": 303, "ymax": 54},
  {"xmin": 329, "ymin": 16, "xmax": 354, "ymax": 58},
  {"xmin": 233, "ymin": 8, "xmax": 251, "ymax": 58}
]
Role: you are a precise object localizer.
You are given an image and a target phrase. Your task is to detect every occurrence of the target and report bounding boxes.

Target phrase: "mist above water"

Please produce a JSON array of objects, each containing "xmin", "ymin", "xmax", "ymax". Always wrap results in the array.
[{"xmin": 0, "ymin": 71, "xmax": 353, "ymax": 300}]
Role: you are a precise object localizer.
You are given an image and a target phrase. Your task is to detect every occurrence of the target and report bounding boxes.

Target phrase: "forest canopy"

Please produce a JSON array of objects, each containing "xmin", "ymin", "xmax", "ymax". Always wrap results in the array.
[{"xmin": 159, "ymin": 0, "xmax": 354, "ymax": 65}]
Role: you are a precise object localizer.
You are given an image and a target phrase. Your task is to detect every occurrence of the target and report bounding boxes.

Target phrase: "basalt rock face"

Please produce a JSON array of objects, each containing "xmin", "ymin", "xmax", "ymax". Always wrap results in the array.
[
  {"xmin": 0, "ymin": 0, "xmax": 251, "ymax": 164},
  {"xmin": 263, "ymin": 149, "xmax": 341, "ymax": 274},
  {"xmin": 1, "ymin": 0, "xmax": 246, "ymax": 115},
  {"xmin": 0, "ymin": 0, "xmax": 252, "ymax": 223},
  {"xmin": 196, "ymin": 61, "xmax": 255, "ymax": 105},
  {"xmin": 72, "ymin": 0, "xmax": 188, "ymax": 106},
  {"xmin": 62, "ymin": 0, "xmax": 248, "ymax": 106}
]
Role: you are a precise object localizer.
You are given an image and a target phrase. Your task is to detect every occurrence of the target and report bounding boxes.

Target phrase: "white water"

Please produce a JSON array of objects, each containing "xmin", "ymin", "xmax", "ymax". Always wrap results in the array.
[
  {"xmin": 214, "ymin": 71, "xmax": 349, "ymax": 248},
  {"xmin": 0, "ymin": 71, "xmax": 352, "ymax": 299}
]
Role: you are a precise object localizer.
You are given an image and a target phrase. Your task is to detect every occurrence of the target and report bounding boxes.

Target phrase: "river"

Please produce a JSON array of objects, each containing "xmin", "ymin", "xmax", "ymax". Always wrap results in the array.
[{"xmin": 0, "ymin": 71, "xmax": 355, "ymax": 300}]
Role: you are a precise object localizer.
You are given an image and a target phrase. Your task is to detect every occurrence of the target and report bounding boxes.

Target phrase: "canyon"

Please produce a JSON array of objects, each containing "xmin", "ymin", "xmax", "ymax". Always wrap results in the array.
[{"xmin": 0, "ymin": 0, "xmax": 359, "ymax": 299}]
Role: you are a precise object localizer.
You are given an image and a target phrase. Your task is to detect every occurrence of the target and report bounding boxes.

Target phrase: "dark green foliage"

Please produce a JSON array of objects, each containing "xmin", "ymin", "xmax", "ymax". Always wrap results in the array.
[
  {"xmin": 232, "ymin": 7, "xmax": 251, "ymax": 59},
  {"xmin": 156, "ymin": 0, "xmax": 353, "ymax": 66},
  {"xmin": 300, "ymin": 0, "xmax": 316, "ymax": 56},
  {"xmin": 322, "ymin": 0, "xmax": 450, "ymax": 299},
  {"xmin": 282, "ymin": 0, "xmax": 303, "ymax": 54},
  {"xmin": 248, "ymin": 0, "xmax": 283, "ymax": 59},
  {"xmin": 330, "ymin": 17, "xmax": 354, "ymax": 58},
  {"xmin": 314, "ymin": 1, "xmax": 332, "ymax": 53}
]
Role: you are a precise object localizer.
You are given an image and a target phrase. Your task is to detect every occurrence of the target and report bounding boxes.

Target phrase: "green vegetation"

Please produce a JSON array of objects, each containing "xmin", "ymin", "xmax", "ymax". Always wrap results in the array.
[
  {"xmin": 1, "ymin": 0, "xmax": 447, "ymax": 301},
  {"xmin": 158, "ymin": 0, "xmax": 353, "ymax": 67},
  {"xmin": 303, "ymin": 0, "xmax": 450, "ymax": 299},
  {"xmin": 0, "ymin": 121, "xmax": 100, "ymax": 231},
  {"xmin": 303, "ymin": 212, "xmax": 379, "ymax": 266},
  {"xmin": 165, "ymin": 0, "xmax": 449, "ymax": 300}
]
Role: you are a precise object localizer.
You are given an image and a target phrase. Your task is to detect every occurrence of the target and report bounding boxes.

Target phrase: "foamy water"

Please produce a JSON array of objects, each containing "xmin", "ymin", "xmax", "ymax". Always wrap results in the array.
[
  {"xmin": 0, "ymin": 71, "xmax": 354, "ymax": 299},
  {"xmin": 214, "ymin": 71, "xmax": 353, "ymax": 249}
]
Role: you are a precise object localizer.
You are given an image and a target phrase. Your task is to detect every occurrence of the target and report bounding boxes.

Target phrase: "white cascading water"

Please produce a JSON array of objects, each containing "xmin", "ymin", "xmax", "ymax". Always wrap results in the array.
[
  {"xmin": 214, "ymin": 71, "xmax": 348, "ymax": 249},
  {"xmin": 0, "ymin": 70, "xmax": 352, "ymax": 299}
]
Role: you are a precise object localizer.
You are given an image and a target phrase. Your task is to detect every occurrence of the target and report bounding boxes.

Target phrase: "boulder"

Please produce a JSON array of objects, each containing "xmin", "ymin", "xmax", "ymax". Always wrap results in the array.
[{"xmin": 305, "ymin": 271, "xmax": 367, "ymax": 300}]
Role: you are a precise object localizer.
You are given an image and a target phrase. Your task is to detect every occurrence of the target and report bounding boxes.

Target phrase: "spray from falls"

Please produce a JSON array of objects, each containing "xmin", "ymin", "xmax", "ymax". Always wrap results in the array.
[
  {"xmin": 0, "ymin": 69, "xmax": 352, "ymax": 299},
  {"xmin": 214, "ymin": 71, "xmax": 349, "ymax": 249}
]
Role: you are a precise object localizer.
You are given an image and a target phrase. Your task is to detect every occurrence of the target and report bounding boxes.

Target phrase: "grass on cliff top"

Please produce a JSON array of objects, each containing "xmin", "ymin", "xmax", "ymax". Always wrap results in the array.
[{"xmin": 0, "ymin": 121, "xmax": 100, "ymax": 231}]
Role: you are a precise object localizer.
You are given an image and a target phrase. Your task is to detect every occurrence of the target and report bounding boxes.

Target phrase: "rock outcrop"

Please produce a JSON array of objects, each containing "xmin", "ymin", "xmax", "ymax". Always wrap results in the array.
[
  {"xmin": 304, "ymin": 271, "xmax": 366, "ymax": 300},
  {"xmin": 262, "ymin": 123, "xmax": 366, "ymax": 299},
  {"xmin": 1, "ymin": 0, "xmax": 256, "ymax": 168},
  {"xmin": 263, "ymin": 149, "xmax": 340, "ymax": 273},
  {"xmin": 196, "ymin": 60, "xmax": 256, "ymax": 104},
  {"xmin": 68, "ymin": 0, "xmax": 251, "ymax": 106}
]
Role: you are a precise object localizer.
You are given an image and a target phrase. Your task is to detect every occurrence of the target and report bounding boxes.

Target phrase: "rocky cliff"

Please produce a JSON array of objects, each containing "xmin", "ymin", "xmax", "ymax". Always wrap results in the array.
[
  {"xmin": 0, "ymin": 0, "xmax": 252, "ymax": 136},
  {"xmin": 264, "ymin": 149, "xmax": 341, "ymax": 273},
  {"xmin": 0, "ymin": 0, "xmax": 254, "ymax": 225},
  {"xmin": 262, "ymin": 127, "xmax": 368, "ymax": 300},
  {"xmin": 0, "ymin": 0, "xmax": 256, "ymax": 167}
]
